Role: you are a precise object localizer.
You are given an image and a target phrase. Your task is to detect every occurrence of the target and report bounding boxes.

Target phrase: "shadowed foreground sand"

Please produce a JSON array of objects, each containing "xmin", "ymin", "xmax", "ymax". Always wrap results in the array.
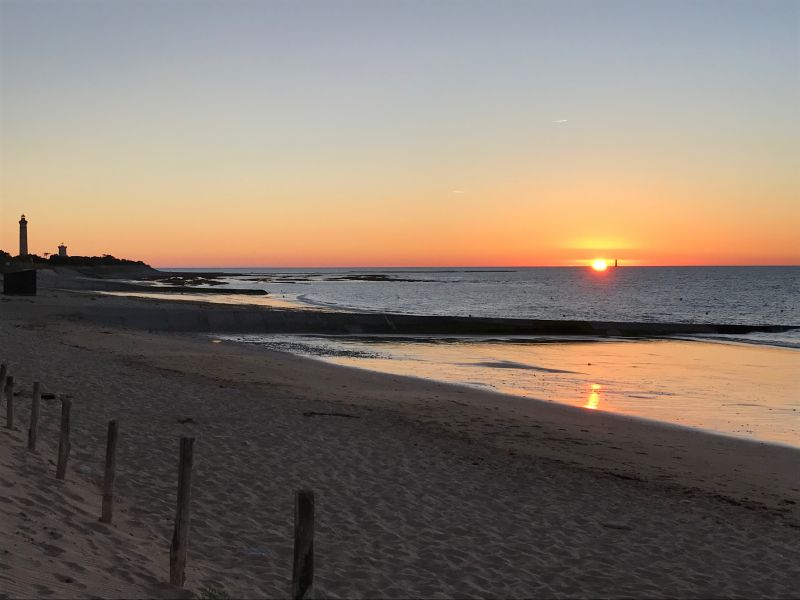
[{"xmin": 1, "ymin": 291, "xmax": 799, "ymax": 598}]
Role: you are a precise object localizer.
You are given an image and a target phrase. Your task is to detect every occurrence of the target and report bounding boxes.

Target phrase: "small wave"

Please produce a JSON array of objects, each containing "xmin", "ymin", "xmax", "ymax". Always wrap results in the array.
[
  {"xmin": 295, "ymin": 293, "xmax": 404, "ymax": 315},
  {"xmin": 466, "ymin": 360, "xmax": 579, "ymax": 374},
  {"xmin": 681, "ymin": 333, "xmax": 800, "ymax": 350},
  {"xmin": 294, "ymin": 294, "xmax": 359, "ymax": 312}
]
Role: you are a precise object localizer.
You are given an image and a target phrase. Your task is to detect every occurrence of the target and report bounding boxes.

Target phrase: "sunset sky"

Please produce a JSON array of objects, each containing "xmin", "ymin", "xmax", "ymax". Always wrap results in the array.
[{"xmin": 1, "ymin": 0, "xmax": 798, "ymax": 267}]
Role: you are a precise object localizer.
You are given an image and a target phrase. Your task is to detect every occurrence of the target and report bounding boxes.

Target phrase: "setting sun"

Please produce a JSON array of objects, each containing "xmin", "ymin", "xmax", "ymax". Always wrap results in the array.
[{"xmin": 592, "ymin": 259, "xmax": 608, "ymax": 271}]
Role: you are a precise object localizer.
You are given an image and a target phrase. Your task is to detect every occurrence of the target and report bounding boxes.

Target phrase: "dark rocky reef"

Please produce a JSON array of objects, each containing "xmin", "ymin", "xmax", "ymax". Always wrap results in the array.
[{"xmin": 64, "ymin": 299, "xmax": 796, "ymax": 337}]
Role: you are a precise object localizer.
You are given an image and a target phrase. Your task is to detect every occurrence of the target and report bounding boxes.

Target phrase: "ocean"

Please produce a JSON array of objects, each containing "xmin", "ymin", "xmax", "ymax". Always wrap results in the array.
[
  {"xmin": 157, "ymin": 266, "xmax": 800, "ymax": 446},
  {"xmin": 164, "ymin": 266, "xmax": 799, "ymax": 327}
]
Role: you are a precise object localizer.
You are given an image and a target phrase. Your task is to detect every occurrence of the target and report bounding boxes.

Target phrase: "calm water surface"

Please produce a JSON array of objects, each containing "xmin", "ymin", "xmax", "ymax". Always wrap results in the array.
[
  {"xmin": 219, "ymin": 334, "xmax": 800, "ymax": 447},
  {"xmin": 165, "ymin": 266, "xmax": 800, "ymax": 332},
  {"xmin": 149, "ymin": 266, "xmax": 799, "ymax": 445}
]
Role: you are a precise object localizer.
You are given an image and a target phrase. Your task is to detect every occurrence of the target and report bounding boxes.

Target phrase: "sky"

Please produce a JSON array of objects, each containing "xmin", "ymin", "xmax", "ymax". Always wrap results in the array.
[{"xmin": 1, "ymin": 0, "xmax": 798, "ymax": 267}]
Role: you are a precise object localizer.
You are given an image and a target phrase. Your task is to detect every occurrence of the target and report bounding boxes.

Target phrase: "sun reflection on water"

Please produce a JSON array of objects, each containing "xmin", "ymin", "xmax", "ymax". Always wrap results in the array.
[{"xmin": 584, "ymin": 383, "xmax": 602, "ymax": 410}]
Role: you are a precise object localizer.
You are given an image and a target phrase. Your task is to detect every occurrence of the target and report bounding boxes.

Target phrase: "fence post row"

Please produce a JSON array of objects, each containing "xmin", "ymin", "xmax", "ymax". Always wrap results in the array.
[
  {"xmin": 292, "ymin": 490, "xmax": 315, "ymax": 600},
  {"xmin": 0, "ymin": 372, "xmax": 324, "ymax": 597},
  {"xmin": 170, "ymin": 436, "xmax": 195, "ymax": 587}
]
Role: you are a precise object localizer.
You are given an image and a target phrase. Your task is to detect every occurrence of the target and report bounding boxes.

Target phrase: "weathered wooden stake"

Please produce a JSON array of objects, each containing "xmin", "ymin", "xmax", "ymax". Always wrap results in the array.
[
  {"xmin": 4, "ymin": 376, "xmax": 14, "ymax": 429},
  {"xmin": 55, "ymin": 397, "xmax": 71, "ymax": 479},
  {"xmin": 292, "ymin": 490, "xmax": 315, "ymax": 600},
  {"xmin": 169, "ymin": 436, "xmax": 195, "ymax": 587},
  {"xmin": 28, "ymin": 382, "xmax": 41, "ymax": 450},
  {"xmin": 100, "ymin": 420, "xmax": 119, "ymax": 523}
]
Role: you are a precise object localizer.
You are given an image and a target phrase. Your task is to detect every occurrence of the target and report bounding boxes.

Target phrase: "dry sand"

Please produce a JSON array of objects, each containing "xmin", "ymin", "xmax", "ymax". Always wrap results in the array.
[{"xmin": 1, "ymin": 288, "xmax": 799, "ymax": 598}]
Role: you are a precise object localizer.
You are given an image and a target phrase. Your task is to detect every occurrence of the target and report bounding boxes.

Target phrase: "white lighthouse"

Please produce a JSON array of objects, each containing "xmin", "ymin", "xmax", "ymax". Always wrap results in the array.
[{"xmin": 19, "ymin": 214, "xmax": 28, "ymax": 257}]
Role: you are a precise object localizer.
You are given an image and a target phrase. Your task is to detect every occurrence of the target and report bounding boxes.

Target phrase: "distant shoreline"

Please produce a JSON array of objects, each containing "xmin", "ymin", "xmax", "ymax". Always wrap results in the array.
[{"xmin": 155, "ymin": 264, "xmax": 800, "ymax": 268}]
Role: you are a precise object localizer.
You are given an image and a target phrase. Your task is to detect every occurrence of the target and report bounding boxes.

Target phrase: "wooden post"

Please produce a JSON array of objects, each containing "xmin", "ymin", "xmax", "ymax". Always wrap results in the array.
[
  {"xmin": 292, "ymin": 490, "xmax": 315, "ymax": 600},
  {"xmin": 4, "ymin": 376, "xmax": 14, "ymax": 429},
  {"xmin": 100, "ymin": 420, "xmax": 119, "ymax": 523},
  {"xmin": 28, "ymin": 382, "xmax": 41, "ymax": 450},
  {"xmin": 169, "ymin": 436, "xmax": 195, "ymax": 587},
  {"xmin": 55, "ymin": 397, "xmax": 71, "ymax": 479}
]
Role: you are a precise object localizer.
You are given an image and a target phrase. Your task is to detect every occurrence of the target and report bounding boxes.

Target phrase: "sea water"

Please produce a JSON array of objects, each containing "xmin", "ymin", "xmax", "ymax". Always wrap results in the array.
[
  {"xmin": 165, "ymin": 266, "xmax": 799, "ymax": 329},
  {"xmin": 158, "ymin": 266, "xmax": 800, "ymax": 446}
]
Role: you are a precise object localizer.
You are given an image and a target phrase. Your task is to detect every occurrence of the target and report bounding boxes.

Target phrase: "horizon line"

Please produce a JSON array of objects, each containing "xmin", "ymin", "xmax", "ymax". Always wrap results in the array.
[{"xmin": 153, "ymin": 264, "xmax": 800, "ymax": 269}]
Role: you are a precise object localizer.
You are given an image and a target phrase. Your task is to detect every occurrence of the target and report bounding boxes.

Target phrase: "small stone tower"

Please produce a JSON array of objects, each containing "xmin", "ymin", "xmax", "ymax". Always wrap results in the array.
[
  {"xmin": 19, "ymin": 214, "xmax": 28, "ymax": 257},
  {"xmin": 58, "ymin": 243, "xmax": 68, "ymax": 258}
]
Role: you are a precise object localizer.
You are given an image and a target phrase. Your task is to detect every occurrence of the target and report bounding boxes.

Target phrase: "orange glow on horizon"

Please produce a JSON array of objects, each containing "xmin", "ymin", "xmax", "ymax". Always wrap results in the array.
[
  {"xmin": 2, "ymin": 151, "xmax": 799, "ymax": 268},
  {"xmin": 592, "ymin": 259, "xmax": 608, "ymax": 271},
  {"xmin": 1, "ymin": 190, "xmax": 799, "ymax": 268}
]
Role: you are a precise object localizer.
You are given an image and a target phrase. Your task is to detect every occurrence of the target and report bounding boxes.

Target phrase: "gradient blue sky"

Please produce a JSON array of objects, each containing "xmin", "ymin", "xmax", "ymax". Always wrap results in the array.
[{"xmin": 1, "ymin": 0, "xmax": 798, "ymax": 266}]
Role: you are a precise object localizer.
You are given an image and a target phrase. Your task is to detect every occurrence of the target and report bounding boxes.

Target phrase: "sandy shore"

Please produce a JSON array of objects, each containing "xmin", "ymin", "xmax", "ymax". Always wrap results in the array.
[{"xmin": 1, "ymin": 287, "xmax": 799, "ymax": 598}]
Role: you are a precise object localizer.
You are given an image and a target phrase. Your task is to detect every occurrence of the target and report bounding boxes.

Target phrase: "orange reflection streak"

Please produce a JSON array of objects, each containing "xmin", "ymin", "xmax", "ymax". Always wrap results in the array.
[{"xmin": 584, "ymin": 383, "xmax": 602, "ymax": 410}]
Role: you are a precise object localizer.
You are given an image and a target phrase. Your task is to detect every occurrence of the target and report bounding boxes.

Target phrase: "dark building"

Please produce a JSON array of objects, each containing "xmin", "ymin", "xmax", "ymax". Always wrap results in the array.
[{"xmin": 3, "ymin": 269, "xmax": 37, "ymax": 295}]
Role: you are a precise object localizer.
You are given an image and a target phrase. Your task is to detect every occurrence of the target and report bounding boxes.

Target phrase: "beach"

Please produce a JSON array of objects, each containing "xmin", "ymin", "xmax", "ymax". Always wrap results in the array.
[
  {"xmin": 4, "ymin": 0, "xmax": 799, "ymax": 596},
  {"xmin": 1, "ymin": 284, "xmax": 799, "ymax": 598}
]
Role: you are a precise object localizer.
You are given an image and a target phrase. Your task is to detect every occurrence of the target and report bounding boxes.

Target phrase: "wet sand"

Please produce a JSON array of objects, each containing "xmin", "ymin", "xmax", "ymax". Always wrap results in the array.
[
  {"xmin": 1, "ymin": 287, "xmax": 799, "ymax": 598},
  {"xmin": 249, "ymin": 334, "xmax": 798, "ymax": 446}
]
